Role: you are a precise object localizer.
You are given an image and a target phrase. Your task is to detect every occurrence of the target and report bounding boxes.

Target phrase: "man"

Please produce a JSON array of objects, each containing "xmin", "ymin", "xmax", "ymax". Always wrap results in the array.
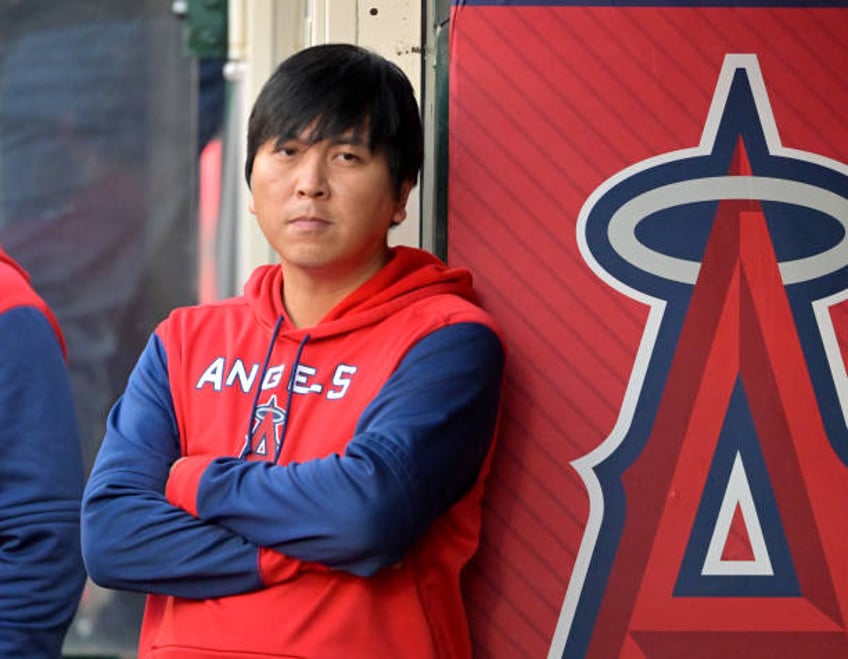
[
  {"xmin": 82, "ymin": 43, "xmax": 505, "ymax": 658},
  {"xmin": 0, "ymin": 246, "xmax": 85, "ymax": 657}
]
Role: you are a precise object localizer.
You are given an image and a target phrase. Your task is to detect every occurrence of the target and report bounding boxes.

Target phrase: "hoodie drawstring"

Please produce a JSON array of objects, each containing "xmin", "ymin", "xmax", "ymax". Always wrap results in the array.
[
  {"xmin": 273, "ymin": 332, "xmax": 310, "ymax": 463},
  {"xmin": 239, "ymin": 315, "xmax": 283, "ymax": 459},
  {"xmin": 239, "ymin": 315, "xmax": 311, "ymax": 464}
]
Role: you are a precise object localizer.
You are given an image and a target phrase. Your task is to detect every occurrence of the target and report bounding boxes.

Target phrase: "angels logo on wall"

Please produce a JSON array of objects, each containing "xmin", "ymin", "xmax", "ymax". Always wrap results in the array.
[{"xmin": 551, "ymin": 54, "xmax": 848, "ymax": 658}]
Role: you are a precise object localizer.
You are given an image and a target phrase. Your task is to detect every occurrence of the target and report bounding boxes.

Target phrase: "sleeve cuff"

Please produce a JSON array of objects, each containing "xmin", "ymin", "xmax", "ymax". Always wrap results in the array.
[{"xmin": 165, "ymin": 456, "xmax": 215, "ymax": 517}]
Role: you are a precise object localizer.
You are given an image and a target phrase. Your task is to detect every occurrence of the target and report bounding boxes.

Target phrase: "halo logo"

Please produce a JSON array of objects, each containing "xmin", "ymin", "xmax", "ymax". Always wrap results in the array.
[
  {"xmin": 241, "ymin": 394, "xmax": 286, "ymax": 460},
  {"xmin": 549, "ymin": 55, "xmax": 848, "ymax": 658}
]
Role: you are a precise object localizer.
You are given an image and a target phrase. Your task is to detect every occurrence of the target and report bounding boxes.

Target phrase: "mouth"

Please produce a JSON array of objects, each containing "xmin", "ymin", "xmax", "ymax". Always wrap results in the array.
[{"xmin": 288, "ymin": 215, "xmax": 330, "ymax": 230}]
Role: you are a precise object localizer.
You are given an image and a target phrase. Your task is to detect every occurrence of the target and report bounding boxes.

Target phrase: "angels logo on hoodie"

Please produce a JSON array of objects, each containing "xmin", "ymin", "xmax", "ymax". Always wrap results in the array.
[
  {"xmin": 241, "ymin": 395, "xmax": 286, "ymax": 459},
  {"xmin": 550, "ymin": 54, "xmax": 848, "ymax": 658}
]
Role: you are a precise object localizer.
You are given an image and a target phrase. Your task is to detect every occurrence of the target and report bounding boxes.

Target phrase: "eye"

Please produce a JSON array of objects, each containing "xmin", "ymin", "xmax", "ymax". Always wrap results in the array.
[
  {"xmin": 334, "ymin": 145, "xmax": 369, "ymax": 165},
  {"xmin": 273, "ymin": 141, "xmax": 300, "ymax": 158}
]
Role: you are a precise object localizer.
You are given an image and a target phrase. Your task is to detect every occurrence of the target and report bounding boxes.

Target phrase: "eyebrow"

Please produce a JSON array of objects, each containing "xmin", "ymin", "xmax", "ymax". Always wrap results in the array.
[
  {"xmin": 277, "ymin": 132, "xmax": 367, "ymax": 148},
  {"xmin": 328, "ymin": 132, "xmax": 367, "ymax": 147}
]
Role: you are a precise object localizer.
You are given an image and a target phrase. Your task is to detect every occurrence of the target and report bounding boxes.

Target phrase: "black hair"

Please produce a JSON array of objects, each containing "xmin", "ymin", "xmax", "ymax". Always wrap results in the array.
[{"xmin": 244, "ymin": 43, "xmax": 423, "ymax": 198}]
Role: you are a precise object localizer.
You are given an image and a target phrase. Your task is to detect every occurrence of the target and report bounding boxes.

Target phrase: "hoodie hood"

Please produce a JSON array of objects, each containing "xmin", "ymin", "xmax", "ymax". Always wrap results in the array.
[
  {"xmin": 0, "ymin": 245, "xmax": 32, "ymax": 288},
  {"xmin": 244, "ymin": 246, "xmax": 478, "ymax": 339},
  {"xmin": 0, "ymin": 246, "xmax": 67, "ymax": 356}
]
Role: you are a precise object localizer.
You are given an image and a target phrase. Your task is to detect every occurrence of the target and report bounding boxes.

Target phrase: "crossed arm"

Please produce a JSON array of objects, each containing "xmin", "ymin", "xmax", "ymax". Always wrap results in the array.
[{"xmin": 81, "ymin": 322, "xmax": 504, "ymax": 598}]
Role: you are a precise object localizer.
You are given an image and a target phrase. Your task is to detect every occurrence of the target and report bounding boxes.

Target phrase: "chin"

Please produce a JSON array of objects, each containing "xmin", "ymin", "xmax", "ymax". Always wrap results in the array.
[{"xmin": 281, "ymin": 249, "xmax": 335, "ymax": 270}]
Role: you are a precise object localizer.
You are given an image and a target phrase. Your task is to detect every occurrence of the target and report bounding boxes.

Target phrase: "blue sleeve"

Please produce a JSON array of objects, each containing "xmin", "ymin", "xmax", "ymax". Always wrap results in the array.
[
  {"xmin": 0, "ymin": 307, "xmax": 85, "ymax": 659},
  {"xmin": 192, "ymin": 322, "xmax": 504, "ymax": 576},
  {"xmin": 81, "ymin": 333, "xmax": 266, "ymax": 599}
]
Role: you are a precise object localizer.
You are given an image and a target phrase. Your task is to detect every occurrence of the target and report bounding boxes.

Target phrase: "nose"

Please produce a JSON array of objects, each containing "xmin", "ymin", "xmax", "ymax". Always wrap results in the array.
[{"xmin": 295, "ymin": 149, "xmax": 328, "ymax": 199}]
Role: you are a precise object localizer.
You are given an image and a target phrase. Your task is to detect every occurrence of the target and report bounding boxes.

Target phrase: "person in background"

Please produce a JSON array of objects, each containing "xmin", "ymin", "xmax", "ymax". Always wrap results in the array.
[
  {"xmin": 0, "ymin": 245, "xmax": 86, "ymax": 658},
  {"xmin": 1, "ymin": 5, "xmax": 200, "ymax": 649},
  {"xmin": 82, "ymin": 43, "xmax": 505, "ymax": 658}
]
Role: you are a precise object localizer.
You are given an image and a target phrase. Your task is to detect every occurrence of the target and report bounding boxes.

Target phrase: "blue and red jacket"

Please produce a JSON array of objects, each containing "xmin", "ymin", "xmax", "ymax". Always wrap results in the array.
[
  {"xmin": 0, "ymin": 247, "xmax": 85, "ymax": 658},
  {"xmin": 82, "ymin": 246, "xmax": 505, "ymax": 658}
]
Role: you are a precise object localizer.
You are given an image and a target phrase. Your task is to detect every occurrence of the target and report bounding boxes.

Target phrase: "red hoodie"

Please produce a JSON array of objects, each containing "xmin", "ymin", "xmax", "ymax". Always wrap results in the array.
[
  {"xmin": 82, "ymin": 246, "xmax": 505, "ymax": 658},
  {"xmin": 0, "ymin": 247, "xmax": 85, "ymax": 657},
  {"xmin": 0, "ymin": 247, "xmax": 65, "ymax": 353}
]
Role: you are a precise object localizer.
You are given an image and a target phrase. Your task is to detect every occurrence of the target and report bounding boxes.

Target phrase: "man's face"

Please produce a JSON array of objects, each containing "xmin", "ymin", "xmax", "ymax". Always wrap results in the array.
[{"xmin": 249, "ymin": 126, "xmax": 411, "ymax": 283}]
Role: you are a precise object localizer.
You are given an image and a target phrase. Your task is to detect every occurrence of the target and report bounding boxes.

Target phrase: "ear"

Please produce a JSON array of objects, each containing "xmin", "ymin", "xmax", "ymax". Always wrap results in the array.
[
  {"xmin": 391, "ymin": 181, "xmax": 414, "ymax": 225},
  {"xmin": 248, "ymin": 194, "xmax": 256, "ymax": 216}
]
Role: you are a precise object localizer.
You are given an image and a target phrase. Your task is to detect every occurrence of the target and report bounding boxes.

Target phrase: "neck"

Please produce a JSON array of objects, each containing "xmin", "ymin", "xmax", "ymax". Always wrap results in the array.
[{"xmin": 280, "ymin": 251, "xmax": 389, "ymax": 328}]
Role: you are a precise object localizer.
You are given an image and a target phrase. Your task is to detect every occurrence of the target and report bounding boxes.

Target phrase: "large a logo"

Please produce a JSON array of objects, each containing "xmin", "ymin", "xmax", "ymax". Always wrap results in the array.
[{"xmin": 549, "ymin": 55, "xmax": 848, "ymax": 658}]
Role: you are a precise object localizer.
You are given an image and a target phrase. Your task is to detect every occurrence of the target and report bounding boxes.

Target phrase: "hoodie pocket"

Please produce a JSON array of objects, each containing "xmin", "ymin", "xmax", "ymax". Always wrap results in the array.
[{"xmin": 150, "ymin": 647, "xmax": 305, "ymax": 659}]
